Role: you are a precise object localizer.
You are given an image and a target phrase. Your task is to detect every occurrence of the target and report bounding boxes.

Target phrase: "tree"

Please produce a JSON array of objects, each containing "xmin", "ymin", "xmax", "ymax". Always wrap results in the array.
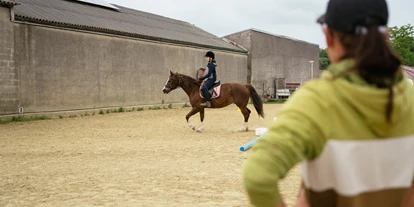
[
  {"xmin": 389, "ymin": 24, "xmax": 414, "ymax": 66},
  {"xmin": 319, "ymin": 48, "xmax": 330, "ymax": 70}
]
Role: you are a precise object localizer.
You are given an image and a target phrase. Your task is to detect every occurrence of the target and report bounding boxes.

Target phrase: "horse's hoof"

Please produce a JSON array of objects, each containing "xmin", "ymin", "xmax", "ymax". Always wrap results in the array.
[
  {"xmin": 237, "ymin": 128, "xmax": 248, "ymax": 132},
  {"xmin": 192, "ymin": 126, "xmax": 196, "ymax": 131}
]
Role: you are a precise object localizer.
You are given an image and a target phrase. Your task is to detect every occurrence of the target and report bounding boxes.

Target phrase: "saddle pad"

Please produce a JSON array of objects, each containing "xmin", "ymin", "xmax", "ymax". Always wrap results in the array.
[{"xmin": 200, "ymin": 85, "xmax": 221, "ymax": 99}]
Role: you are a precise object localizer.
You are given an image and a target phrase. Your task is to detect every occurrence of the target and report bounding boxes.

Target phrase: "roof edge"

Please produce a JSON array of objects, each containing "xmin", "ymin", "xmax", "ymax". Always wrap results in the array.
[
  {"xmin": 221, "ymin": 38, "xmax": 248, "ymax": 52},
  {"xmin": 224, "ymin": 28, "xmax": 319, "ymax": 47},
  {"xmin": 14, "ymin": 16, "xmax": 248, "ymax": 54},
  {"xmin": 222, "ymin": 28, "xmax": 254, "ymax": 38},
  {"xmin": 0, "ymin": 0, "xmax": 19, "ymax": 7}
]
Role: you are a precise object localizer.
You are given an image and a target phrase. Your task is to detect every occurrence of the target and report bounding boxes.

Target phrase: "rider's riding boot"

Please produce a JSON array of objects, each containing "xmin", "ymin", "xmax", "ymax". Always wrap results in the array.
[{"xmin": 200, "ymin": 101, "xmax": 211, "ymax": 108}]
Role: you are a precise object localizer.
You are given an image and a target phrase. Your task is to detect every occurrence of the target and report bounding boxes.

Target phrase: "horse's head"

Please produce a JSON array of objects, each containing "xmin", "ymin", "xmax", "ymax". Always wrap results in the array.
[{"xmin": 162, "ymin": 71, "xmax": 179, "ymax": 94}]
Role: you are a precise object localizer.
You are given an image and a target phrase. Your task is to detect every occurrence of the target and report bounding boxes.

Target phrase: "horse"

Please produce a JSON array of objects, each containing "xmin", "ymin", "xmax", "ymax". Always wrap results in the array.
[{"xmin": 162, "ymin": 70, "xmax": 264, "ymax": 132}]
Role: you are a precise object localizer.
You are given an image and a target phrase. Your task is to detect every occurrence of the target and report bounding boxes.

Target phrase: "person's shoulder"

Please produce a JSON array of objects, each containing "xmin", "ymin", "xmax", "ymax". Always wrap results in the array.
[
  {"xmin": 286, "ymin": 74, "xmax": 337, "ymax": 108},
  {"xmin": 208, "ymin": 61, "xmax": 217, "ymax": 68}
]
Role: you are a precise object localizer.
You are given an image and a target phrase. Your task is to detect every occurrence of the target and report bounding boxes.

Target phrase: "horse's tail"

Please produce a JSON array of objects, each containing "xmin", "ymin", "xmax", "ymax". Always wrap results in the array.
[{"xmin": 245, "ymin": 84, "xmax": 265, "ymax": 118}]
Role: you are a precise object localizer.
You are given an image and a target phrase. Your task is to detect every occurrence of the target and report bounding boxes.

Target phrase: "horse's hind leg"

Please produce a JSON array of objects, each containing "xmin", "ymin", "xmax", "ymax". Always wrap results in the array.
[
  {"xmin": 238, "ymin": 106, "xmax": 251, "ymax": 132},
  {"xmin": 186, "ymin": 107, "xmax": 199, "ymax": 131}
]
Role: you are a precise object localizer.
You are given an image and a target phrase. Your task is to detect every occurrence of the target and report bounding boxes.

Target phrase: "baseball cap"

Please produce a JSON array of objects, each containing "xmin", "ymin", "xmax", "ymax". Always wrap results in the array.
[{"xmin": 317, "ymin": 0, "xmax": 389, "ymax": 34}]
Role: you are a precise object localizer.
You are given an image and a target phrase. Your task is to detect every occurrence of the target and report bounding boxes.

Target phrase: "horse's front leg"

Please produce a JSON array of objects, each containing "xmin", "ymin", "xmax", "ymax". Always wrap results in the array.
[
  {"xmin": 197, "ymin": 108, "xmax": 205, "ymax": 133},
  {"xmin": 186, "ymin": 107, "xmax": 199, "ymax": 131}
]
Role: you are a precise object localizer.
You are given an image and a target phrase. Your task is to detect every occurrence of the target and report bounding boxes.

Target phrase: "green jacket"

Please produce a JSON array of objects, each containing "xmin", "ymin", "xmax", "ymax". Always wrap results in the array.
[{"xmin": 243, "ymin": 59, "xmax": 414, "ymax": 207}]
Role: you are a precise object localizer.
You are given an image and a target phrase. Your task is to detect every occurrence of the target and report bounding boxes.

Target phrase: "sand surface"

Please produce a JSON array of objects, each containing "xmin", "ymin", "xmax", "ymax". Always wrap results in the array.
[{"xmin": 0, "ymin": 104, "xmax": 301, "ymax": 207}]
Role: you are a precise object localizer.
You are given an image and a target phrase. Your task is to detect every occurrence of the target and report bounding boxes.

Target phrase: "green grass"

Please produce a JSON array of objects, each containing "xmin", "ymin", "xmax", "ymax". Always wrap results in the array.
[
  {"xmin": 148, "ymin": 106, "xmax": 162, "ymax": 110},
  {"xmin": 0, "ymin": 115, "xmax": 50, "ymax": 125},
  {"xmin": 0, "ymin": 103, "xmax": 190, "ymax": 125},
  {"xmin": 263, "ymin": 99, "xmax": 287, "ymax": 104},
  {"xmin": 182, "ymin": 102, "xmax": 190, "ymax": 108}
]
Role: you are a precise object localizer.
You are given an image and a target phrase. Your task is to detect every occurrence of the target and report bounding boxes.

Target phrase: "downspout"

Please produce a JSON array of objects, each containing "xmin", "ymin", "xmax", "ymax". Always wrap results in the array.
[{"xmin": 10, "ymin": 5, "xmax": 14, "ymax": 21}]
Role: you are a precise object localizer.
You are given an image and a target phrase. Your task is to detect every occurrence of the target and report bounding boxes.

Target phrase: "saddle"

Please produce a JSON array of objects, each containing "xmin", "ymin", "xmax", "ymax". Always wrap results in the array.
[{"xmin": 200, "ymin": 80, "xmax": 221, "ymax": 99}]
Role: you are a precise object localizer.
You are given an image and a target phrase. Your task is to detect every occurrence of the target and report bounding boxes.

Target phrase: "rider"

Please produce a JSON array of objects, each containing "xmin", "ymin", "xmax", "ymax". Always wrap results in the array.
[{"xmin": 199, "ymin": 51, "xmax": 217, "ymax": 108}]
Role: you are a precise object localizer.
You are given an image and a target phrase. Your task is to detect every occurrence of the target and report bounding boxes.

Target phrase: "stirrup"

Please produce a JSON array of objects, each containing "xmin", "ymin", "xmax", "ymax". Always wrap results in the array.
[{"xmin": 200, "ymin": 101, "xmax": 211, "ymax": 107}]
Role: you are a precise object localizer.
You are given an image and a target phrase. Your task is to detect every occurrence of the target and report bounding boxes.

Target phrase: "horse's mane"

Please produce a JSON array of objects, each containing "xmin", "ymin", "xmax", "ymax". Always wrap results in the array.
[{"xmin": 174, "ymin": 73, "xmax": 201, "ymax": 88}]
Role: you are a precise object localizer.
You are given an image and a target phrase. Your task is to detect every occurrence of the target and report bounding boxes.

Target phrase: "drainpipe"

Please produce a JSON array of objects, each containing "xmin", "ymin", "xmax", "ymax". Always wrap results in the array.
[{"xmin": 309, "ymin": 60, "xmax": 314, "ymax": 79}]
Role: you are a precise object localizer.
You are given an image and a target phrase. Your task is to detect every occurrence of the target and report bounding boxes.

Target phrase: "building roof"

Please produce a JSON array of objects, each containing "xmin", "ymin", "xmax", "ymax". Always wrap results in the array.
[
  {"xmin": 12, "ymin": 0, "xmax": 246, "ymax": 53},
  {"xmin": 224, "ymin": 28, "xmax": 319, "ymax": 47},
  {"xmin": 0, "ymin": 0, "xmax": 19, "ymax": 7},
  {"xmin": 402, "ymin": 65, "xmax": 414, "ymax": 79}
]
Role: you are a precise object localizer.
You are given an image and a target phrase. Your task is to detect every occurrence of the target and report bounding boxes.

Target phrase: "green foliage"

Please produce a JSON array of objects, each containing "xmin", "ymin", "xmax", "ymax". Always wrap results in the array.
[
  {"xmin": 182, "ymin": 102, "xmax": 190, "ymax": 108},
  {"xmin": 389, "ymin": 24, "xmax": 414, "ymax": 66},
  {"xmin": 264, "ymin": 99, "xmax": 287, "ymax": 104},
  {"xmin": 149, "ymin": 106, "xmax": 162, "ymax": 110},
  {"xmin": 319, "ymin": 48, "xmax": 330, "ymax": 70},
  {"xmin": 0, "ymin": 116, "xmax": 50, "ymax": 124}
]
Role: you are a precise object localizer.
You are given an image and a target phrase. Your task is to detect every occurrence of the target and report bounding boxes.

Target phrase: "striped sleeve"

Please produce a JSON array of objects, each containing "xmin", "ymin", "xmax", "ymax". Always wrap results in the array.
[{"xmin": 242, "ymin": 84, "xmax": 327, "ymax": 206}]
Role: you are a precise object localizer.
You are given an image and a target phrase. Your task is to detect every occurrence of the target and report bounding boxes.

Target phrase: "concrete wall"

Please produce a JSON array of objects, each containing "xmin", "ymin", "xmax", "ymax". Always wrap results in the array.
[
  {"xmin": 0, "ymin": 6, "xmax": 19, "ymax": 115},
  {"xmin": 250, "ymin": 31, "xmax": 319, "ymax": 96},
  {"xmin": 224, "ymin": 31, "xmax": 252, "ymax": 51},
  {"xmin": 223, "ymin": 31, "xmax": 252, "ymax": 84},
  {"xmin": 226, "ymin": 30, "xmax": 319, "ymax": 97},
  {"xmin": 9, "ymin": 24, "xmax": 247, "ymax": 114}
]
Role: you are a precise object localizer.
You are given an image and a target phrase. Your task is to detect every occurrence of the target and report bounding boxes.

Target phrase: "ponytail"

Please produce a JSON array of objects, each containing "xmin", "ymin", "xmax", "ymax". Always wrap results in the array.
[{"xmin": 333, "ymin": 22, "xmax": 402, "ymax": 123}]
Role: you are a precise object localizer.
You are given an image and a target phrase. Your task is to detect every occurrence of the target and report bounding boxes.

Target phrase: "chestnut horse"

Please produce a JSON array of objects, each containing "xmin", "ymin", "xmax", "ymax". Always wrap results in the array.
[{"xmin": 162, "ymin": 70, "xmax": 264, "ymax": 132}]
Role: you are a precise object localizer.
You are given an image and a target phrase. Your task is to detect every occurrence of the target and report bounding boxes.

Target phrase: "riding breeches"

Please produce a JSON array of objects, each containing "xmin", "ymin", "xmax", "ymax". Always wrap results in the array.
[{"xmin": 201, "ymin": 79, "xmax": 215, "ymax": 101}]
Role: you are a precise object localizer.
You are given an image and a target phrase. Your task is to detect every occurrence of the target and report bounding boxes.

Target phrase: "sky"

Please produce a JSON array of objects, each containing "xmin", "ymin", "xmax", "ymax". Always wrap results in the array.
[{"xmin": 108, "ymin": 0, "xmax": 414, "ymax": 48}]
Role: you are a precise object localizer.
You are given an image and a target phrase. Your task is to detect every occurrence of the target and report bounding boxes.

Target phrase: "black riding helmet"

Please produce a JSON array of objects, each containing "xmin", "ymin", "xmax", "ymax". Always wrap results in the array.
[{"xmin": 204, "ymin": 51, "xmax": 215, "ymax": 59}]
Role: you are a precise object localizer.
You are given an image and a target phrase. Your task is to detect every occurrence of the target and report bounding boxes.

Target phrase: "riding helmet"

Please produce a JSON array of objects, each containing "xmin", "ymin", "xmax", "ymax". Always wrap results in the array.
[{"xmin": 204, "ymin": 51, "xmax": 215, "ymax": 59}]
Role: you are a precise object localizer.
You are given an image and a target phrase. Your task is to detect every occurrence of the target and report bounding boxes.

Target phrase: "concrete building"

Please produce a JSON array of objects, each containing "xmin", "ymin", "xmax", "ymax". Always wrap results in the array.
[
  {"xmin": 0, "ymin": 0, "xmax": 19, "ymax": 115},
  {"xmin": 224, "ymin": 28, "xmax": 320, "ymax": 98},
  {"xmin": 0, "ymin": 0, "xmax": 247, "ymax": 115},
  {"xmin": 1, "ymin": 0, "xmax": 321, "ymax": 116}
]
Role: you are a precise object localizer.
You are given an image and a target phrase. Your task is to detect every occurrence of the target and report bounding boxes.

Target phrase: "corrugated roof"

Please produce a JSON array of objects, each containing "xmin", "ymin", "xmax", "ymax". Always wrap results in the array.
[
  {"xmin": 0, "ymin": 0, "xmax": 19, "ymax": 7},
  {"xmin": 402, "ymin": 65, "xmax": 414, "ymax": 79},
  {"xmin": 12, "ymin": 0, "xmax": 246, "ymax": 53}
]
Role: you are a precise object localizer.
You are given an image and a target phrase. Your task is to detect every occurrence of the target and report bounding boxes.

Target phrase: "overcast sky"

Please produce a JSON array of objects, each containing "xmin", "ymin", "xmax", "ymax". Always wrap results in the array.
[{"xmin": 108, "ymin": 0, "xmax": 413, "ymax": 48}]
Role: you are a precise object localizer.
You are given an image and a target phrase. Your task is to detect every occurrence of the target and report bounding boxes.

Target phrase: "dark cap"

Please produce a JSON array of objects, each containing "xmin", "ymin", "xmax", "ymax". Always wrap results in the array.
[
  {"xmin": 317, "ymin": 0, "xmax": 389, "ymax": 34},
  {"xmin": 204, "ymin": 51, "xmax": 215, "ymax": 59}
]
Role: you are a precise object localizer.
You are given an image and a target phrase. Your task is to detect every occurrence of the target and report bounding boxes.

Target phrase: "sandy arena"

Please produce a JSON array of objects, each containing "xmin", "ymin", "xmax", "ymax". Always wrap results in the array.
[{"xmin": 0, "ymin": 104, "xmax": 301, "ymax": 207}]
